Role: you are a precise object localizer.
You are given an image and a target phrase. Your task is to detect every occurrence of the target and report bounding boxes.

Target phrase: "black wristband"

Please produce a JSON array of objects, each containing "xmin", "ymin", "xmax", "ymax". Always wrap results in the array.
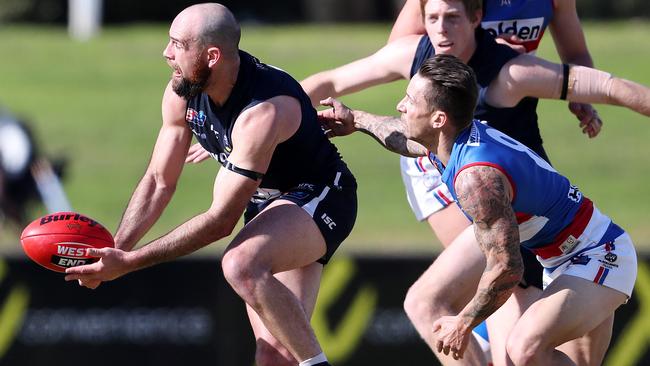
[{"xmin": 560, "ymin": 63, "xmax": 570, "ymax": 100}]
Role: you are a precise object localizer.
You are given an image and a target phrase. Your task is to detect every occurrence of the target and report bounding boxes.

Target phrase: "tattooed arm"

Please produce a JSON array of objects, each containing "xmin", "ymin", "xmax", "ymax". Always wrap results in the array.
[
  {"xmin": 353, "ymin": 109, "xmax": 428, "ymax": 157},
  {"xmin": 318, "ymin": 97, "xmax": 427, "ymax": 157},
  {"xmin": 431, "ymin": 165, "xmax": 523, "ymax": 359},
  {"xmin": 456, "ymin": 165, "xmax": 523, "ymax": 325}
]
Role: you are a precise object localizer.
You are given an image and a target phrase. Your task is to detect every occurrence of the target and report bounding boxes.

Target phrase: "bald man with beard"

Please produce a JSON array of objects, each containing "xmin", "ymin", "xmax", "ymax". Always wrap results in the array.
[{"xmin": 65, "ymin": 4, "xmax": 357, "ymax": 366}]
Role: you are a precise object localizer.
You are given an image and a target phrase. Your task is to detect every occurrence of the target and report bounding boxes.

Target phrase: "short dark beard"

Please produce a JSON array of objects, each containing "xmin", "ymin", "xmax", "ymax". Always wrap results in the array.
[{"xmin": 172, "ymin": 59, "xmax": 211, "ymax": 100}]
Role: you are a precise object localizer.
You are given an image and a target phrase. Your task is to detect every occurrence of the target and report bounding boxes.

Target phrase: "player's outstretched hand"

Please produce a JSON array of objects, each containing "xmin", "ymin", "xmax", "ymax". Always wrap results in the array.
[
  {"xmin": 317, "ymin": 97, "xmax": 357, "ymax": 138},
  {"xmin": 64, "ymin": 247, "xmax": 133, "ymax": 289},
  {"xmin": 186, "ymin": 143, "xmax": 211, "ymax": 163},
  {"xmin": 432, "ymin": 315, "xmax": 471, "ymax": 361},
  {"xmin": 569, "ymin": 102, "xmax": 603, "ymax": 138}
]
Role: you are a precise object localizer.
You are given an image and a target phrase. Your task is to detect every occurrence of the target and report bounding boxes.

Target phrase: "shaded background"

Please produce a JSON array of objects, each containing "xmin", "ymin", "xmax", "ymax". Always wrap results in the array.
[
  {"xmin": 0, "ymin": 0, "xmax": 648, "ymax": 253},
  {"xmin": 2, "ymin": 0, "xmax": 650, "ymax": 23}
]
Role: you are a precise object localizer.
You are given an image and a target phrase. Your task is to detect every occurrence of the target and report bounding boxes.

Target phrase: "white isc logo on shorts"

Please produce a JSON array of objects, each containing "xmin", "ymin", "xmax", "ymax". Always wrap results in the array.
[{"xmin": 321, "ymin": 213, "xmax": 336, "ymax": 230}]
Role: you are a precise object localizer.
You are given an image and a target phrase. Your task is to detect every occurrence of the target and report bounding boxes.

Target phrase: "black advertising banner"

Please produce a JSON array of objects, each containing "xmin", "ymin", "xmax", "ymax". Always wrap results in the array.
[
  {"xmin": 0, "ymin": 255, "xmax": 648, "ymax": 366},
  {"xmin": 0, "ymin": 258, "xmax": 255, "ymax": 366}
]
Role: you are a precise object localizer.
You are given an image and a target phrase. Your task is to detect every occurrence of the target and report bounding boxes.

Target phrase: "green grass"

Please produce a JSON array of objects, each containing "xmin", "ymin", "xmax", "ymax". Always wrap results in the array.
[{"xmin": 0, "ymin": 21, "xmax": 649, "ymax": 254}]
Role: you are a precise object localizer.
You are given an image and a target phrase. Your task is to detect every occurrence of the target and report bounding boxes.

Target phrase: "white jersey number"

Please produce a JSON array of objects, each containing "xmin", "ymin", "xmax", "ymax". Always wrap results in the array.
[{"xmin": 485, "ymin": 128, "xmax": 556, "ymax": 173}]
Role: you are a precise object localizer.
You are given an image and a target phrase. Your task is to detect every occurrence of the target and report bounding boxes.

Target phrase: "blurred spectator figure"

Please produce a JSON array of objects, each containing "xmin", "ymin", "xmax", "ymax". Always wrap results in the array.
[{"xmin": 0, "ymin": 108, "xmax": 71, "ymax": 233}]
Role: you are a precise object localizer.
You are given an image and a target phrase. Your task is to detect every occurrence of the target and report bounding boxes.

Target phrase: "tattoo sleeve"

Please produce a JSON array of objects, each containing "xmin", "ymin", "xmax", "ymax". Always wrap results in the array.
[
  {"xmin": 352, "ymin": 110, "xmax": 427, "ymax": 157},
  {"xmin": 455, "ymin": 166, "xmax": 524, "ymax": 328}
]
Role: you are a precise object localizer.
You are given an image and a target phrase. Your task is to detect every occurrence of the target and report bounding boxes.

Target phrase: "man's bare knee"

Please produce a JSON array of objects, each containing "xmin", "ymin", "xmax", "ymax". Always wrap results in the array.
[
  {"xmin": 403, "ymin": 280, "xmax": 454, "ymax": 326},
  {"xmin": 222, "ymin": 248, "xmax": 268, "ymax": 307},
  {"xmin": 506, "ymin": 328, "xmax": 546, "ymax": 366},
  {"xmin": 403, "ymin": 286, "xmax": 429, "ymax": 324}
]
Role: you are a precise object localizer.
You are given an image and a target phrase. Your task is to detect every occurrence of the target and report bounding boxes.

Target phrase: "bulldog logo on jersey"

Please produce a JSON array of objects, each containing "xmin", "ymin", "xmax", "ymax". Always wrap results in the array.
[{"xmin": 567, "ymin": 185, "xmax": 582, "ymax": 203}]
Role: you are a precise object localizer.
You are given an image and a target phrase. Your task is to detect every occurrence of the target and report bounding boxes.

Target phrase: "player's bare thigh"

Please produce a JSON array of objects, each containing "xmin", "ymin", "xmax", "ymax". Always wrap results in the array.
[
  {"xmin": 486, "ymin": 285, "xmax": 540, "ymax": 366},
  {"xmin": 226, "ymin": 199, "xmax": 327, "ymax": 273},
  {"xmin": 510, "ymin": 275, "xmax": 627, "ymax": 352},
  {"xmin": 408, "ymin": 225, "xmax": 485, "ymax": 310}
]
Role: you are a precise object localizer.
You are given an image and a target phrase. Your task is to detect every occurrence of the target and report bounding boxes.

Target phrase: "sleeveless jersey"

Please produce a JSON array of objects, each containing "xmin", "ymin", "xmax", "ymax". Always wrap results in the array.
[
  {"xmin": 185, "ymin": 51, "xmax": 349, "ymax": 192},
  {"xmin": 411, "ymin": 29, "xmax": 545, "ymax": 160},
  {"xmin": 432, "ymin": 121, "xmax": 623, "ymax": 251},
  {"xmin": 481, "ymin": 0, "xmax": 554, "ymax": 54}
]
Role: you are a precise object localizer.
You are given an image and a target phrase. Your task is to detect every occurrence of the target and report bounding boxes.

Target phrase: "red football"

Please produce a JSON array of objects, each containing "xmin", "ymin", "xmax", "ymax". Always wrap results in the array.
[{"xmin": 20, "ymin": 212, "xmax": 114, "ymax": 273}]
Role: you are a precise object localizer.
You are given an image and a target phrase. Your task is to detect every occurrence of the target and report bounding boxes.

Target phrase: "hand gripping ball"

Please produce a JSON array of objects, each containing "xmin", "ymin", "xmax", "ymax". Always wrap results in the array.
[{"xmin": 20, "ymin": 212, "xmax": 114, "ymax": 273}]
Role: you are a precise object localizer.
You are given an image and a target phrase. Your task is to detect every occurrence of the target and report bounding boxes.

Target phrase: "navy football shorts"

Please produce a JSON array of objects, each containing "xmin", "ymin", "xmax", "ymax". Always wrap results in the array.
[{"xmin": 244, "ymin": 169, "xmax": 357, "ymax": 265}]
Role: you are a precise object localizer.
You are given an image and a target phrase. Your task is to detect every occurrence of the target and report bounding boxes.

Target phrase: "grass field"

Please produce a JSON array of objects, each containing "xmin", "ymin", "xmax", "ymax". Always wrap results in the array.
[{"xmin": 0, "ymin": 21, "xmax": 649, "ymax": 255}]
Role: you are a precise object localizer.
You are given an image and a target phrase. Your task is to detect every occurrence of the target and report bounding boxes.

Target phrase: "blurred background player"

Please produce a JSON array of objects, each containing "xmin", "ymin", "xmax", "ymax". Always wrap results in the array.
[{"xmin": 0, "ymin": 107, "xmax": 71, "ymax": 235}]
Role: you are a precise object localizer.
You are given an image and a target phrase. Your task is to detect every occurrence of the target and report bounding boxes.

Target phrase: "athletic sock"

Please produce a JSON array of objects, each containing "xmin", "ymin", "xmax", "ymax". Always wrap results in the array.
[{"xmin": 299, "ymin": 352, "xmax": 328, "ymax": 366}]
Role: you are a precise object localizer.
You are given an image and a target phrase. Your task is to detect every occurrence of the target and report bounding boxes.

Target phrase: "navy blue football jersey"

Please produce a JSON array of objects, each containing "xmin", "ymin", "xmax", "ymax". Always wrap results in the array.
[{"xmin": 185, "ymin": 51, "xmax": 352, "ymax": 191}]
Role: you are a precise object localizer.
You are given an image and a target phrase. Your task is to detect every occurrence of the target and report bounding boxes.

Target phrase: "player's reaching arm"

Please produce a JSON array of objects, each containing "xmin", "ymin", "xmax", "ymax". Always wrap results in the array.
[
  {"xmin": 550, "ymin": 0, "xmax": 593, "ymax": 69},
  {"xmin": 486, "ymin": 55, "xmax": 650, "ymax": 117},
  {"xmin": 114, "ymin": 81, "xmax": 192, "ymax": 252},
  {"xmin": 300, "ymin": 36, "xmax": 420, "ymax": 107},
  {"xmin": 187, "ymin": 37, "xmax": 420, "ymax": 165},
  {"xmin": 432, "ymin": 165, "xmax": 523, "ymax": 360},
  {"xmin": 65, "ymin": 95, "xmax": 300, "ymax": 288},
  {"xmin": 318, "ymin": 97, "xmax": 427, "ymax": 157},
  {"xmin": 548, "ymin": 0, "xmax": 602, "ymax": 137},
  {"xmin": 388, "ymin": 0, "xmax": 426, "ymax": 42}
]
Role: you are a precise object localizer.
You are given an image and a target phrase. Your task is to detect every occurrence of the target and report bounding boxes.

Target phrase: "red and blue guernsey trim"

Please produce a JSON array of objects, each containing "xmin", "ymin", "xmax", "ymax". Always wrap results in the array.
[
  {"xmin": 413, "ymin": 156, "xmax": 429, "ymax": 173},
  {"xmin": 434, "ymin": 189, "xmax": 453, "ymax": 206},
  {"xmin": 594, "ymin": 265, "xmax": 609, "ymax": 285},
  {"xmin": 593, "ymin": 241, "xmax": 616, "ymax": 284},
  {"xmin": 530, "ymin": 198, "xmax": 594, "ymax": 259},
  {"xmin": 425, "ymin": 153, "xmax": 454, "ymax": 206}
]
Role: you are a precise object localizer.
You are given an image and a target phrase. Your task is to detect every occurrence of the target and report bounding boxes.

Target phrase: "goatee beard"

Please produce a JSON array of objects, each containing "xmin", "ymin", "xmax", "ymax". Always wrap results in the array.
[
  {"xmin": 172, "ymin": 61, "xmax": 210, "ymax": 100},
  {"xmin": 172, "ymin": 77, "xmax": 207, "ymax": 100}
]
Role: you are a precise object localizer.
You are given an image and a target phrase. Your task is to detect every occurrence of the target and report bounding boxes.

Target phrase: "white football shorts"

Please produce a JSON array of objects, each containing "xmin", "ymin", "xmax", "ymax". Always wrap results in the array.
[
  {"xmin": 400, "ymin": 156, "xmax": 454, "ymax": 221},
  {"xmin": 540, "ymin": 206, "xmax": 637, "ymax": 298}
]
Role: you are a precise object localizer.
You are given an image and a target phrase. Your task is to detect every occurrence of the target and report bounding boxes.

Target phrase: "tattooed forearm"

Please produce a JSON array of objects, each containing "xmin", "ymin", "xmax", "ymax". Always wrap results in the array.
[
  {"xmin": 352, "ymin": 110, "xmax": 427, "ymax": 157},
  {"xmin": 467, "ymin": 268, "xmax": 522, "ymax": 320},
  {"xmin": 455, "ymin": 165, "xmax": 524, "ymax": 326}
]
